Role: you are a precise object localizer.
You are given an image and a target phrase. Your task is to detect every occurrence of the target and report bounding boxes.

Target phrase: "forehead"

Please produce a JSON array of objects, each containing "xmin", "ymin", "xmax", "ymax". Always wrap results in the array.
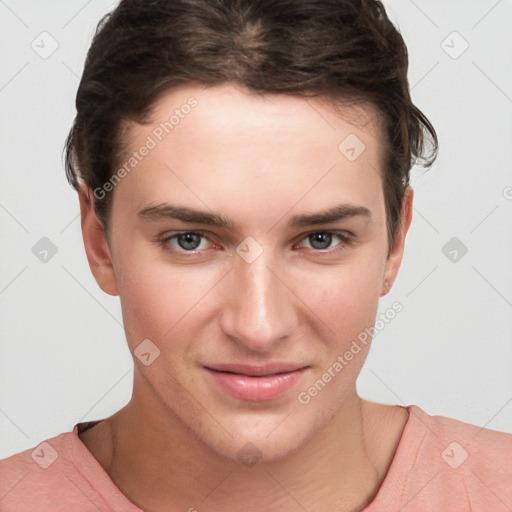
[
  {"xmin": 111, "ymin": 82, "xmax": 386, "ymax": 229},
  {"xmin": 120, "ymin": 81, "xmax": 385, "ymax": 163},
  {"xmin": 169, "ymin": 82, "xmax": 377, "ymax": 138}
]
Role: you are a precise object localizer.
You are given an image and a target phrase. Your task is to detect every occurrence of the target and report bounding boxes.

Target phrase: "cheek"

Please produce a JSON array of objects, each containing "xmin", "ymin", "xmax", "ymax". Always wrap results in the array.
[
  {"xmin": 299, "ymin": 266, "xmax": 381, "ymax": 391},
  {"xmin": 114, "ymin": 249, "xmax": 220, "ymax": 348},
  {"xmin": 301, "ymin": 254, "xmax": 383, "ymax": 318}
]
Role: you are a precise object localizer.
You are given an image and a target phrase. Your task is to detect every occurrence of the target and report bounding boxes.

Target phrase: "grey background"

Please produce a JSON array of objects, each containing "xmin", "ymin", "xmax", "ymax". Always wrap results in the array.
[{"xmin": 1, "ymin": 0, "xmax": 511, "ymax": 459}]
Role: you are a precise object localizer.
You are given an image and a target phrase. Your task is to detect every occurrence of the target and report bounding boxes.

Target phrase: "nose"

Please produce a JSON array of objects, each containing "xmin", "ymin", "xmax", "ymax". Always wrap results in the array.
[{"xmin": 219, "ymin": 250, "xmax": 298, "ymax": 353}]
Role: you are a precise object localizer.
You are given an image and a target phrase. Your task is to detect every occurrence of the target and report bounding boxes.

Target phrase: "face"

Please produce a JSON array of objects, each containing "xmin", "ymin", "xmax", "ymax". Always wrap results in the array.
[{"xmin": 80, "ymin": 82, "xmax": 412, "ymax": 463}]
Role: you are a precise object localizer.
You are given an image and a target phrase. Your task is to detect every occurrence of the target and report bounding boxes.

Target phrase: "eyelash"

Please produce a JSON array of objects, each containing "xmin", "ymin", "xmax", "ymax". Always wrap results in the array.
[{"xmin": 157, "ymin": 230, "xmax": 353, "ymax": 257}]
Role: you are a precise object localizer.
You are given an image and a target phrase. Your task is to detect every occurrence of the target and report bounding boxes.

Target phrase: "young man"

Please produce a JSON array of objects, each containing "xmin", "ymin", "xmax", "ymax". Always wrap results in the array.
[{"xmin": 1, "ymin": 1, "xmax": 511, "ymax": 511}]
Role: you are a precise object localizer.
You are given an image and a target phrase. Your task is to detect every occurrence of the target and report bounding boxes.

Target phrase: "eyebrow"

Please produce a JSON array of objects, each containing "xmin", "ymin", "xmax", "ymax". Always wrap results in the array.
[{"xmin": 137, "ymin": 202, "xmax": 372, "ymax": 230}]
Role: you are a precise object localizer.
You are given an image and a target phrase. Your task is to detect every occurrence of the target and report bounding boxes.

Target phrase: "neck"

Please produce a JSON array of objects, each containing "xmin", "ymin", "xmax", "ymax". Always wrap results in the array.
[{"xmin": 97, "ymin": 390, "xmax": 396, "ymax": 512}]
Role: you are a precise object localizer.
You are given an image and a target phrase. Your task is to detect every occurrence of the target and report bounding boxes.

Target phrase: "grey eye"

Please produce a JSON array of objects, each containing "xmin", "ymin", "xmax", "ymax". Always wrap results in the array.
[
  {"xmin": 175, "ymin": 232, "xmax": 204, "ymax": 251},
  {"xmin": 306, "ymin": 232, "xmax": 335, "ymax": 250}
]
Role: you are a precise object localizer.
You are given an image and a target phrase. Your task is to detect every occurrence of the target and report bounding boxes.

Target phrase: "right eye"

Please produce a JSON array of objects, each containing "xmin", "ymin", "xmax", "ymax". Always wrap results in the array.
[{"xmin": 158, "ymin": 231, "xmax": 216, "ymax": 253}]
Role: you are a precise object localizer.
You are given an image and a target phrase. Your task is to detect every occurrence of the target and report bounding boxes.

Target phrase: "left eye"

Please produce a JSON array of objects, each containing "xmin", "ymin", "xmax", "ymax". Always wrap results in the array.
[{"xmin": 298, "ymin": 231, "xmax": 350, "ymax": 251}]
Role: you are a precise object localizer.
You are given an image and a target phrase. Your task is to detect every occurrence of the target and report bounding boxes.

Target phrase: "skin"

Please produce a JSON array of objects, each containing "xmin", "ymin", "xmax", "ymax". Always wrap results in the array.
[{"xmin": 78, "ymin": 81, "xmax": 413, "ymax": 512}]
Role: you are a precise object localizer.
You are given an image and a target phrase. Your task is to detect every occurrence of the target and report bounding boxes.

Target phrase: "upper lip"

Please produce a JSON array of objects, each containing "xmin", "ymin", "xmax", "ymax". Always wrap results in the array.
[{"xmin": 204, "ymin": 362, "xmax": 309, "ymax": 376}]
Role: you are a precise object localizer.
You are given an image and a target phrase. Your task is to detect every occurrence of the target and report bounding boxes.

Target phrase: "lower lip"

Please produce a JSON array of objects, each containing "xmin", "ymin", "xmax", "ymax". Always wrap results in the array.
[{"xmin": 204, "ymin": 367, "xmax": 308, "ymax": 401}]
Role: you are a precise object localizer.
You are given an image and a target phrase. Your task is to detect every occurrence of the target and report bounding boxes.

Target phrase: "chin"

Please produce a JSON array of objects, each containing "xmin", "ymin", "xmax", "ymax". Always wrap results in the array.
[{"xmin": 200, "ymin": 425, "xmax": 312, "ymax": 466}]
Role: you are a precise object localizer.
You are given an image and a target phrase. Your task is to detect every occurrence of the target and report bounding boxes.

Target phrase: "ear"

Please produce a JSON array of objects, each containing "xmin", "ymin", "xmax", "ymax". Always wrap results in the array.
[
  {"xmin": 381, "ymin": 186, "xmax": 414, "ymax": 296},
  {"xmin": 78, "ymin": 183, "xmax": 119, "ymax": 296}
]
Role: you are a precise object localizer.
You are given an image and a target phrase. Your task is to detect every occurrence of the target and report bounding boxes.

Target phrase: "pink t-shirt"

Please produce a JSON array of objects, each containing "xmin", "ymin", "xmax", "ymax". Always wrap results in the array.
[{"xmin": 1, "ymin": 405, "xmax": 511, "ymax": 511}]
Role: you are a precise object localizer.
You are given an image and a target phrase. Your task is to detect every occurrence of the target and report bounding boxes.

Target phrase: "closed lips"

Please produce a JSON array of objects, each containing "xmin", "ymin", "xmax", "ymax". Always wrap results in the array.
[{"xmin": 204, "ymin": 363, "xmax": 309, "ymax": 377}]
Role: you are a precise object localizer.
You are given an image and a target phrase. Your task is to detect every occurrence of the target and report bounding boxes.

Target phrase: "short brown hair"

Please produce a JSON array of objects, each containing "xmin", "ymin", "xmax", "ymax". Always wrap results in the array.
[{"xmin": 64, "ymin": 0, "xmax": 438, "ymax": 249}]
